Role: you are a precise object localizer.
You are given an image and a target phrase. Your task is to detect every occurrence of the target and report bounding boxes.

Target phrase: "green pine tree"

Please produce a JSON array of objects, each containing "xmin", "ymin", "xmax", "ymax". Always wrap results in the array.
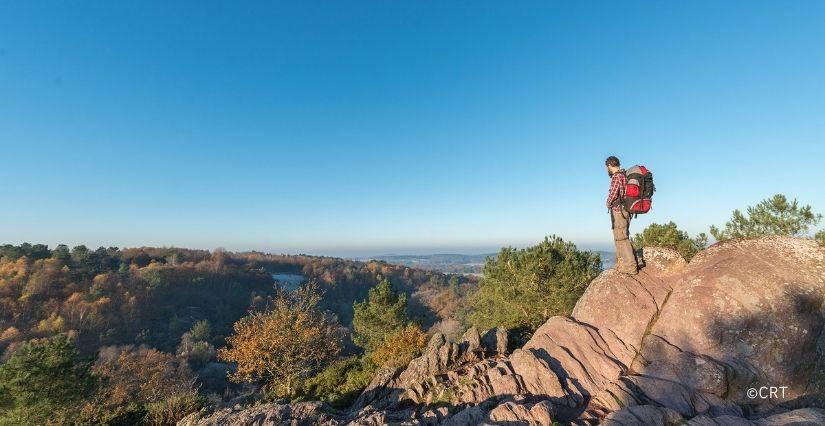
[
  {"xmin": 633, "ymin": 221, "xmax": 708, "ymax": 261},
  {"xmin": 189, "ymin": 319, "xmax": 211, "ymax": 342},
  {"xmin": 466, "ymin": 236, "xmax": 601, "ymax": 337},
  {"xmin": 710, "ymin": 194, "xmax": 822, "ymax": 241},
  {"xmin": 0, "ymin": 335, "xmax": 97, "ymax": 425},
  {"xmin": 352, "ymin": 279, "xmax": 408, "ymax": 352}
]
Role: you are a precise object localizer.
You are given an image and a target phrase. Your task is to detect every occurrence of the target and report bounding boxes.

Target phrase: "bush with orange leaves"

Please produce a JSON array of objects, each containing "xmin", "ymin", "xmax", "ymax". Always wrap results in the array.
[
  {"xmin": 299, "ymin": 323, "xmax": 428, "ymax": 408},
  {"xmin": 219, "ymin": 282, "xmax": 342, "ymax": 397},
  {"xmin": 367, "ymin": 323, "xmax": 428, "ymax": 369}
]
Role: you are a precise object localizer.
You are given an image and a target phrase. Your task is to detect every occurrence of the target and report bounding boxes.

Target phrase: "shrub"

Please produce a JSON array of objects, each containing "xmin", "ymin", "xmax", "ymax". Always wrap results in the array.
[
  {"xmin": 177, "ymin": 332, "xmax": 218, "ymax": 370},
  {"xmin": 143, "ymin": 391, "xmax": 204, "ymax": 425},
  {"xmin": 189, "ymin": 341, "xmax": 217, "ymax": 368},
  {"xmin": 633, "ymin": 221, "xmax": 707, "ymax": 261},
  {"xmin": 77, "ymin": 402, "xmax": 147, "ymax": 425},
  {"xmin": 815, "ymin": 230, "xmax": 825, "ymax": 246},
  {"xmin": 366, "ymin": 323, "xmax": 428, "ymax": 369},
  {"xmin": 466, "ymin": 236, "xmax": 601, "ymax": 335},
  {"xmin": 710, "ymin": 194, "xmax": 822, "ymax": 241},
  {"xmin": 300, "ymin": 356, "xmax": 376, "ymax": 409},
  {"xmin": 429, "ymin": 318, "xmax": 465, "ymax": 342}
]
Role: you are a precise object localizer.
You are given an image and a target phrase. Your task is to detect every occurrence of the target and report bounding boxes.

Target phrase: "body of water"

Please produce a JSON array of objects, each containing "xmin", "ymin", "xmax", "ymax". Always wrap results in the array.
[{"xmin": 271, "ymin": 273, "xmax": 307, "ymax": 291}]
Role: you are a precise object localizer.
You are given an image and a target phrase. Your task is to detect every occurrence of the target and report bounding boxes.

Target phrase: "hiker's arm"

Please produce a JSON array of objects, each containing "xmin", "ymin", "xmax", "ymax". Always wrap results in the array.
[{"xmin": 606, "ymin": 175, "xmax": 620, "ymax": 209}]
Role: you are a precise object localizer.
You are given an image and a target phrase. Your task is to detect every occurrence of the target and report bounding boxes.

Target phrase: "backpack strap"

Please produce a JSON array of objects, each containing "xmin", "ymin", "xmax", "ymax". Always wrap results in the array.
[{"xmin": 617, "ymin": 170, "xmax": 627, "ymax": 203}]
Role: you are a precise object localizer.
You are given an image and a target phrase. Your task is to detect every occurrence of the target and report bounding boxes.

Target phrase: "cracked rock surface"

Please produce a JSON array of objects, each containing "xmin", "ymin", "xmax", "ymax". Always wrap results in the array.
[{"xmin": 181, "ymin": 236, "xmax": 825, "ymax": 425}]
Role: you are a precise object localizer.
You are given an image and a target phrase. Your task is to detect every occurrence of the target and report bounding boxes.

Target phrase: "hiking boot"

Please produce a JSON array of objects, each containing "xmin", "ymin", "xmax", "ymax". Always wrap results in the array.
[{"xmin": 635, "ymin": 249, "xmax": 646, "ymax": 269}]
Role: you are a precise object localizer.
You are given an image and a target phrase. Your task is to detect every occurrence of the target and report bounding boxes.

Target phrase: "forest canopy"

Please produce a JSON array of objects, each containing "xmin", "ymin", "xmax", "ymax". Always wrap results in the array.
[{"xmin": 0, "ymin": 243, "xmax": 456, "ymax": 424}]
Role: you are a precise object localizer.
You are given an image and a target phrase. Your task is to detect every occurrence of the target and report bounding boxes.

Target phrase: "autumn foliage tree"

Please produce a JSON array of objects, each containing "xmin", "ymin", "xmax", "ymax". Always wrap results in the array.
[
  {"xmin": 82, "ymin": 344, "xmax": 202, "ymax": 424},
  {"xmin": 93, "ymin": 345, "xmax": 197, "ymax": 406},
  {"xmin": 219, "ymin": 282, "xmax": 342, "ymax": 397}
]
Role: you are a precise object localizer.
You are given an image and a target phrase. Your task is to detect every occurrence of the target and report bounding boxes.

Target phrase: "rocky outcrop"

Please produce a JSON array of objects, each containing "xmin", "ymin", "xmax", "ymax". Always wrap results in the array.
[
  {"xmin": 178, "ymin": 401, "xmax": 344, "ymax": 426},
  {"xmin": 351, "ymin": 326, "xmax": 510, "ymax": 413},
  {"xmin": 182, "ymin": 236, "xmax": 825, "ymax": 425}
]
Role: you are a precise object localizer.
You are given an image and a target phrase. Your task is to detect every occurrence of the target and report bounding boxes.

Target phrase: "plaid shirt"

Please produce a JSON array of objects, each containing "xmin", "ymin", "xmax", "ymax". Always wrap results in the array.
[{"xmin": 606, "ymin": 169, "xmax": 626, "ymax": 211}]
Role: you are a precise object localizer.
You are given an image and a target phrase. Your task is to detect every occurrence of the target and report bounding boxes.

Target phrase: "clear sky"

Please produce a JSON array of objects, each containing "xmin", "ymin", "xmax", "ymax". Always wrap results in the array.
[{"xmin": 1, "ymin": 2, "xmax": 823, "ymax": 256}]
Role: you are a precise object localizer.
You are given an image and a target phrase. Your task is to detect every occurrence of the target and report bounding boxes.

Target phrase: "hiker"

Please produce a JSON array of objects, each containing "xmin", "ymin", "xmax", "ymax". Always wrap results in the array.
[{"xmin": 605, "ymin": 156, "xmax": 641, "ymax": 275}]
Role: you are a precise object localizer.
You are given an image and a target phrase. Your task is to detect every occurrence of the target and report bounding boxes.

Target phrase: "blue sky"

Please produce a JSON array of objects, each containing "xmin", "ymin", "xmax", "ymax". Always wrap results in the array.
[{"xmin": 1, "ymin": 2, "xmax": 823, "ymax": 256}]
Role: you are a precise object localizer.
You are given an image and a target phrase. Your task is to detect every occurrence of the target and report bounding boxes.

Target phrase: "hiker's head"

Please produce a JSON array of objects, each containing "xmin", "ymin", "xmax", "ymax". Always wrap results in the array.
[{"xmin": 605, "ymin": 156, "xmax": 621, "ymax": 176}]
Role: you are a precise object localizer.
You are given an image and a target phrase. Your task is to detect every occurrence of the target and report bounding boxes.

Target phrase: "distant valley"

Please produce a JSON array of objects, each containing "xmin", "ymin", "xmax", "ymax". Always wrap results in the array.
[{"xmin": 357, "ymin": 250, "xmax": 616, "ymax": 274}]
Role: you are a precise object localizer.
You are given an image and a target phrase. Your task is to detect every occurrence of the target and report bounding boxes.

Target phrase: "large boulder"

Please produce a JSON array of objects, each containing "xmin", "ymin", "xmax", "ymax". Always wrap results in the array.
[
  {"xmin": 649, "ymin": 237, "xmax": 825, "ymax": 402},
  {"xmin": 571, "ymin": 247, "xmax": 681, "ymax": 353},
  {"xmin": 585, "ymin": 237, "xmax": 824, "ymax": 420}
]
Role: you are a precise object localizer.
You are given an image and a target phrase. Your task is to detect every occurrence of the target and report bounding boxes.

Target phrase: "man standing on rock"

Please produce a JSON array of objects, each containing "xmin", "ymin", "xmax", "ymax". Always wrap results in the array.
[{"xmin": 605, "ymin": 156, "xmax": 641, "ymax": 274}]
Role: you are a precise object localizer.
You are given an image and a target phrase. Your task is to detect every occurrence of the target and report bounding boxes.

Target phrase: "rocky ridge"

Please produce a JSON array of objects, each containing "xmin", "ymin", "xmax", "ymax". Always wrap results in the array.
[{"xmin": 180, "ymin": 236, "xmax": 825, "ymax": 425}]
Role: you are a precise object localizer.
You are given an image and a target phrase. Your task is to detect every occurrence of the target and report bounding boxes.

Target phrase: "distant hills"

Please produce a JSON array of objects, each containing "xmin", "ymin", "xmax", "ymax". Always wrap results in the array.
[
  {"xmin": 355, "ymin": 253, "xmax": 492, "ymax": 274},
  {"xmin": 357, "ymin": 251, "xmax": 616, "ymax": 274}
]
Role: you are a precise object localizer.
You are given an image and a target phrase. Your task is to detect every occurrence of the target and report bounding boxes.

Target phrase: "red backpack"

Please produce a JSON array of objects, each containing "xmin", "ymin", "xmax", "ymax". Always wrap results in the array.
[{"xmin": 623, "ymin": 165, "xmax": 655, "ymax": 215}]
